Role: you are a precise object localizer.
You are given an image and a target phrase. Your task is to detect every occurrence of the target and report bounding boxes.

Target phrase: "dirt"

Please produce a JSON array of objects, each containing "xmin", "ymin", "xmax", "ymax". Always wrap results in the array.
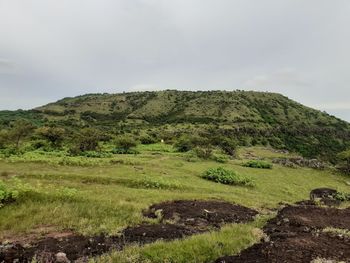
[
  {"xmin": 0, "ymin": 200, "xmax": 258, "ymax": 263},
  {"xmin": 144, "ymin": 200, "xmax": 258, "ymax": 229},
  {"xmin": 215, "ymin": 190, "xmax": 350, "ymax": 263}
]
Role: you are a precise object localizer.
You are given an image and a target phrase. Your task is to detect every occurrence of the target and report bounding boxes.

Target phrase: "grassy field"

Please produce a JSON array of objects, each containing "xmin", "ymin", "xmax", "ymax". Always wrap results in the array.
[{"xmin": 1, "ymin": 145, "xmax": 349, "ymax": 262}]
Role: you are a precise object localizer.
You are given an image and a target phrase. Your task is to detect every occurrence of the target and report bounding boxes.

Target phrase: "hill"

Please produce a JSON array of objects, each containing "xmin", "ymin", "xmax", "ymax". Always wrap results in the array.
[{"xmin": 1, "ymin": 90, "xmax": 350, "ymax": 160}]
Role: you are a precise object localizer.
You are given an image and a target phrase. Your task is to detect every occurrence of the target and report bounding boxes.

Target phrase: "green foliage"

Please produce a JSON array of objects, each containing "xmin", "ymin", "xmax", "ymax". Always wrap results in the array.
[
  {"xmin": 80, "ymin": 151, "xmax": 113, "ymax": 158},
  {"xmin": 212, "ymin": 136, "xmax": 238, "ymax": 156},
  {"xmin": 72, "ymin": 128, "xmax": 104, "ymax": 153},
  {"xmin": 193, "ymin": 146, "xmax": 213, "ymax": 160},
  {"xmin": 36, "ymin": 126, "xmax": 65, "ymax": 148},
  {"xmin": 333, "ymin": 191, "xmax": 350, "ymax": 201},
  {"xmin": 114, "ymin": 136, "xmax": 138, "ymax": 154},
  {"xmin": 1, "ymin": 90, "xmax": 350, "ymax": 161},
  {"xmin": 0, "ymin": 181, "xmax": 18, "ymax": 207},
  {"xmin": 8, "ymin": 119, "xmax": 35, "ymax": 148},
  {"xmin": 243, "ymin": 160, "xmax": 273, "ymax": 169},
  {"xmin": 0, "ymin": 178, "xmax": 31, "ymax": 208},
  {"xmin": 139, "ymin": 134, "xmax": 158, "ymax": 145},
  {"xmin": 201, "ymin": 167, "xmax": 255, "ymax": 187},
  {"xmin": 212, "ymin": 154, "xmax": 229, "ymax": 163},
  {"xmin": 337, "ymin": 150, "xmax": 350, "ymax": 174},
  {"xmin": 174, "ymin": 135, "xmax": 195, "ymax": 152}
]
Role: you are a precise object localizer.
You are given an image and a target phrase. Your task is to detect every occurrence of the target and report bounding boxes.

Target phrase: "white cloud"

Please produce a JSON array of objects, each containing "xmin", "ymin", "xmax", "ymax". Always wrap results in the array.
[{"xmin": 0, "ymin": 0, "xmax": 349, "ymax": 121}]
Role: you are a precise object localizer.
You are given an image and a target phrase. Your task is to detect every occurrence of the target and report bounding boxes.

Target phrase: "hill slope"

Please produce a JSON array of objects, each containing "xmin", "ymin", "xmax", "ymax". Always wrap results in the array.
[
  {"xmin": 1, "ymin": 90, "xmax": 350, "ymax": 160},
  {"xmin": 34, "ymin": 90, "xmax": 346, "ymax": 127}
]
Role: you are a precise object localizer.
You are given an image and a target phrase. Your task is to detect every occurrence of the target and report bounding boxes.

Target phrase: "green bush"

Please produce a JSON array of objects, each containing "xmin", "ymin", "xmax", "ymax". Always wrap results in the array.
[
  {"xmin": 0, "ymin": 181, "xmax": 18, "ymax": 207},
  {"xmin": 212, "ymin": 154, "xmax": 229, "ymax": 163},
  {"xmin": 243, "ymin": 160, "xmax": 273, "ymax": 169},
  {"xmin": 80, "ymin": 151, "xmax": 112, "ymax": 158},
  {"xmin": 334, "ymin": 191, "xmax": 350, "ymax": 201},
  {"xmin": 194, "ymin": 146, "xmax": 213, "ymax": 159},
  {"xmin": 201, "ymin": 167, "xmax": 255, "ymax": 187},
  {"xmin": 139, "ymin": 134, "xmax": 157, "ymax": 145}
]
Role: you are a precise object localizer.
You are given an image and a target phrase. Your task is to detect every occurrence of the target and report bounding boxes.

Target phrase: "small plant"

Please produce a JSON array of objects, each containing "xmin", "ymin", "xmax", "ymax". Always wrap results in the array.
[
  {"xmin": 0, "ymin": 181, "xmax": 18, "ymax": 207},
  {"xmin": 333, "ymin": 191, "xmax": 350, "ymax": 201},
  {"xmin": 243, "ymin": 160, "xmax": 273, "ymax": 169},
  {"xmin": 201, "ymin": 167, "xmax": 255, "ymax": 187},
  {"xmin": 212, "ymin": 154, "xmax": 229, "ymax": 163}
]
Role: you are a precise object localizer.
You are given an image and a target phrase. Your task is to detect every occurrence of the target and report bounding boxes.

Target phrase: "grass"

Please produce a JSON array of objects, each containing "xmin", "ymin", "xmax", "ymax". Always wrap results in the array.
[{"xmin": 0, "ymin": 145, "xmax": 349, "ymax": 262}]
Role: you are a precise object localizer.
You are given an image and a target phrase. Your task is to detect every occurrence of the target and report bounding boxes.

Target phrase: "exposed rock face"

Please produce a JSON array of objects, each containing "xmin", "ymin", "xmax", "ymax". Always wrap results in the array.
[
  {"xmin": 272, "ymin": 157, "xmax": 327, "ymax": 169},
  {"xmin": 55, "ymin": 252, "xmax": 70, "ymax": 263},
  {"xmin": 310, "ymin": 188, "xmax": 338, "ymax": 201}
]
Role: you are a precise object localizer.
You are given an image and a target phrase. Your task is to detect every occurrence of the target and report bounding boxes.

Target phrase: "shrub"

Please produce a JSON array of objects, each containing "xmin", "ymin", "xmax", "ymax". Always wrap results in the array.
[
  {"xmin": 0, "ymin": 181, "xmax": 19, "ymax": 207},
  {"xmin": 243, "ymin": 160, "xmax": 273, "ymax": 169},
  {"xmin": 80, "ymin": 151, "xmax": 112, "ymax": 158},
  {"xmin": 36, "ymin": 126, "xmax": 66, "ymax": 148},
  {"xmin": 139, "ymin": 134, "xmax": 157, "ymax": 145},
  {"xmin": 212, "ymin": 154, "xmax": 229, "ymax": 163},
  {"xmin": 194, "ymin": 146, "xmax": 213, "ymax": 159},
  {"xmin": 114, "ymin": 136, "xmax": 138, "ymax": 154},
  {"xmin": 174, "ymin": 135, "xmax": 194, "ymax": 152},
  {"xmin": 0, "ymin": 178, "xmax": 30, "ymax": 208},
  {"xmin": 211, "ymin": 136, "xmax": 238, "ymax": 156},
  {"xmin": 334, "ymin": 191, "xmax": 350, "ymax": 202},
  {"xmin": 201, "ymin": 167, "xmax": 255, "ymax": 187},
  {"xmin": 74, "ymin": 128, "xmax": 104, "ymax": 152}
]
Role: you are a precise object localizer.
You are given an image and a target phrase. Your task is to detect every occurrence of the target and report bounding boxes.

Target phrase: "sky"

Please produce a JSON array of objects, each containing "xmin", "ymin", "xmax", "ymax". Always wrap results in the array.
[{"xmin": 0, "ymin": 0, "xmax": 350, "ymax": 122}]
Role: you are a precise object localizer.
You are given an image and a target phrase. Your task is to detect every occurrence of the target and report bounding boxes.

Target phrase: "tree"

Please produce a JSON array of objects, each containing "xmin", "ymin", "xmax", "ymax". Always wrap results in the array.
[
  {"xmin": 338, "ymin": 150, "xmax": 350, "ymax": 174},
  {"xmin": 75, "ymin": 128, "xmax": 103, "ymax": 152},
  {"xmin": 115, "ymin": 136, "xmax": 137, "ymax": 153},
  {"xmin": 0, "ymin": 130, "xmax": 9, "ymax": 149},
  {"xmin": 211, "ymin": 136, "xmax": 238, "ymax": 156},
  {"xmin": 9, "ymin": 119, "xmax": 35, "ymax": 149},
  {"xmin": 36, "ymin": 126, "xmax": 66, "ymax": 148}
]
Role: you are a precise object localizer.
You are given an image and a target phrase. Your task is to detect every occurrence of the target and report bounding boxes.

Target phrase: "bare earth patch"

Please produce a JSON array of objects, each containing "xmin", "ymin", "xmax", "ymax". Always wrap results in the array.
[
  {"xmin": 0, "ymin": 200, "xmax": 258, "ymax": 262},
  {"xmin": 215, "ymin": 200, "xmax": 350, "ymax": 263}
]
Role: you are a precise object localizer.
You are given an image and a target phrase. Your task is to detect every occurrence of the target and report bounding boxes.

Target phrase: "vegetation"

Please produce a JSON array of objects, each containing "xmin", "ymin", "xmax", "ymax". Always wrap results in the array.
[
  {"xmin": 0, "ymin": 90, "xmax": 350, "ymax": 262},
  {"xmin": 243, "ymin": 160, "xmax": 273, "ymax": 169},
  {"xmin": 201, "ymin": 167, "xmax": 255, "ymax": 187},
  {"xmin": 338, "ymin": 150, "xmax": 350, "ymax": 174},
  {"xmin": 0, "ymin": 90, "xmax": 349, "ymax": 162}
]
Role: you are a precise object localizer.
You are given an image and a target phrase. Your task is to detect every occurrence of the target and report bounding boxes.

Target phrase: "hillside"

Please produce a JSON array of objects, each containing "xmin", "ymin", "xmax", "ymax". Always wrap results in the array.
[
  {"xmin": 1, "ymin": 90, "xmax": 350, "ymax": 160},
  {"xmin": 34, "ymin": 90, "xmax": 346, "ymax": 126}
]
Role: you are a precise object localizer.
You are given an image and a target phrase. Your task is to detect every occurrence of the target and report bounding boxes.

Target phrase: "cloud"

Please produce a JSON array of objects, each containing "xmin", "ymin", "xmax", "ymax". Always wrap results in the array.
[
  {"xmin": 243, "ymin": 69, "xmax": 309, "ymax": 90},
  {"xmin": 0, "ymin": 0, "xmax": 349, "ymax": 121},
  {"xmin": 0, "ymin": 58, "xmax": 16, "ymax": 74}
]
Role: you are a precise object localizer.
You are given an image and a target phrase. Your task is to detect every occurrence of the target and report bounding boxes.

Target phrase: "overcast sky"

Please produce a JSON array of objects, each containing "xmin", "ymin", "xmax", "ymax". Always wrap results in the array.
[{"xmin": 0, "ymin": 0, "xmax": 350, "ymax": 121}]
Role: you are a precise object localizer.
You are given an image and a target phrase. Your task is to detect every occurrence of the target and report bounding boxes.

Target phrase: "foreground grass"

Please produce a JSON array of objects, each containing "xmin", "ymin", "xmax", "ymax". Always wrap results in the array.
[
  {"xmin": 0, "ymin": 146, "xmax": 349, "ymax": 262},
  {"xmin": 94, "ymin": 216, "xmax": 269, "ymax": 263}
]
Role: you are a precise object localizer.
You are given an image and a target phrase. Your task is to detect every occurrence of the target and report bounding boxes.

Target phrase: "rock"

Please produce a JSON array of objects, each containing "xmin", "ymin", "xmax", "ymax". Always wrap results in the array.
[
  {"xmin": 55, "ymin": 252, "xmax": 70, "ymax": 263},
  {"xmin": 309, "ymin": 188, "xmax": 337, "ymax": 201}
]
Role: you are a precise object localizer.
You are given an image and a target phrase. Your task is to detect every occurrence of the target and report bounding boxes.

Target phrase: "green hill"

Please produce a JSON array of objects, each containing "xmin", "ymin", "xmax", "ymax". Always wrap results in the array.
[{"xmin": 1, "ymin": 90, "xmax": 349, "ymax": 160}]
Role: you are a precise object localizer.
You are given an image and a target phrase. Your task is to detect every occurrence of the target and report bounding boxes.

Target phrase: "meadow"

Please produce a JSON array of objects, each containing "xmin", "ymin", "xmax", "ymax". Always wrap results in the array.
[{"xmin": 0, "ymin": 144, "xmax": 349, "ymax": 262}]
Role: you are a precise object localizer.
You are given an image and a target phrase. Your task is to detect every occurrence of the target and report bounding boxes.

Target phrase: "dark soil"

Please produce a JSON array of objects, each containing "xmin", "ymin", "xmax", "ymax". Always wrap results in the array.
[
  {"xmin": 215, "ymin": 192, "xmax": 350, "ymax": 263},
  {"xmin": 144, "ymin": 200, "xmax": 258, "ymax": 229},
  {"xmin": 0, "ymin": 200, "xmax": 257, "ymax": 263}
]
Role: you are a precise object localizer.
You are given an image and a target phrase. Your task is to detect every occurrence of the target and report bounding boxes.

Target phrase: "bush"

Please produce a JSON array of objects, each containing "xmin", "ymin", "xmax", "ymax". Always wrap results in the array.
[
  {"xmin": 174, "ymin": 135, "xmax": 194, "ymax": 152},
  {"xmin": 211, "ymin": 136, "xmax": 238, "ymax": 156},
  {"xmin": 139, "ymin": 134, "xmax": 157, "ymax": 145},
  {"xmin": 114, "ymin": 136, "xmax": 138, "ymax": 154},
  {"xmin": 0, "ymin": 178, "xmax": 31, "ymax": 208},
  {"xmin": 243, "ymin": 160, "xmax": 273, "ymax": 169},
  {"xmin": 194, "ymin": 146, "xmax": 213, "ymax": 159},
  {"xmin": 212, "ymin": 154, "xmax": 229, "ymax": 163},
  {"xmin": 0, "ymin": 181, "xmax": 18, "ymax": 207},
  {"xmin": 334, "ymin": 191, "xmax": 350, "ymax": 202},
  {"xmin": 80, "ymin": 151, "xmax": 112, "ymax": 158},
  {"xmin": 201, "ymin": 167, "xmax": 255, "ymax": 187}
]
